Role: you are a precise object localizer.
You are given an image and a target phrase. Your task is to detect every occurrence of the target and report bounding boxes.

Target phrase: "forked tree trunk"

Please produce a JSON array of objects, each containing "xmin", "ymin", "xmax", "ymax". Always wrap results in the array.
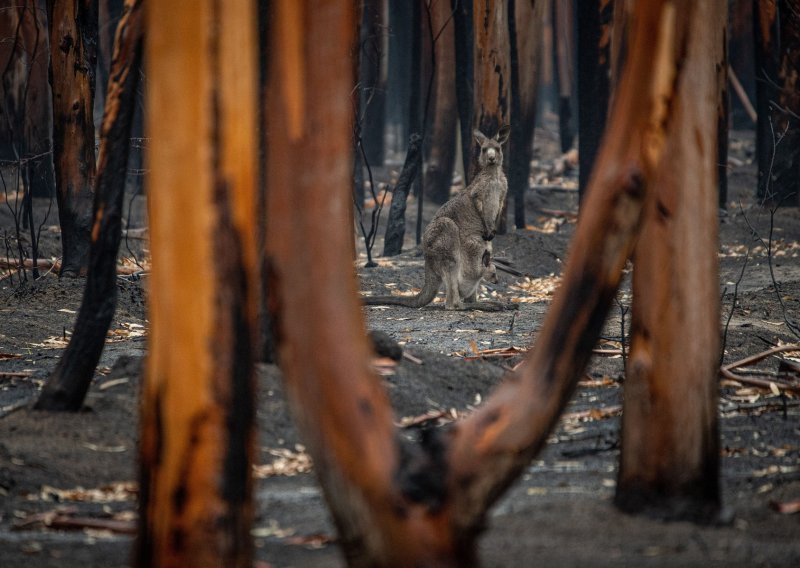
[
  {"xmin": 35, "ymin": 0, "xmax": 143, "ymax": 413},
  {"xmin": 472, "ymin": 0, "xmax": 510, "ymax": 232},
  {"xmin": 47, "ymin": 0, "xmax": 98, "ymax": 277},
  {"xmin": 753, "ymin": 0, "xmax": 800, "ymax": 206},
  {"xmin": 577, "ymin": 0, "xmax": 613, "ymax": 203},
  {"xmin": 137, "ymin": 0, "xmax": 259, "ymax": 565},
  {"xmin": 508, "ymin": 0, "xmax": 544, "ymax": 229},
  {"xmin": 266, "ymin": 0, "xmax": 717, "ymax": 564},
  {"xmin": 615, "ymin": 0, "xmax": 725, "ymax": 523},
  {"xmin": 424, "ymin": 0, "xmax": 457, "ymax": 205}
]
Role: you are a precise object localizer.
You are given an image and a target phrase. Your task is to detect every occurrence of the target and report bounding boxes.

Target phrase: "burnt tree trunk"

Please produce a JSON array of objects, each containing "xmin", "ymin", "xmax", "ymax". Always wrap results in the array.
[
  {"xmin": 265, "ymin": 0, "xmax": 720, "ymax": 564},
  {"xmin": 615, "ymin": 0, "xmax": 725, "ymax": 523},
  {"xmin": 452, "ymin": 0, "xmax": 474, "ymax": 183},
  {"xmin": 35, "ymin": 0, "xmax": 143, "ymax": 413},
  {"xmin": 508, "ymin": 0, "xmax": 544, "ymax": 229},
  {"xmin": 0, "ymin": 1, "xmax": 55, "ymax": 200},
  {"xmin": 424, "ymin": 0, "xmax": 457, "ymax": 205},
  {"xmin": 137, "ymin": 0, "xmax": 259, "ymax": 565},
  {"xmin": 47, "ymin": 0, "xmax": 98, "ymax": 277},
  {"xmin": 553, "ymin": 0, "xmax": 575, "ymax": 152},
  {"xmin": 577, "ymin": 0, "xmax": 613, "ymax": 204},
  {"xmin": 382, "ymin": 134, "xmax": 422, "ymax": 256},
  {"xmin": 358, "ymin": 0, "xmax": 387, "ymax": 168},
  {"xmin": 473, "ymin": 0, "xmax": 511, "ymax": 232},
  {"xmin": 717, "ymin": 19, "xmax": 729, "ymax": 208},
  {"xmin": 754, "ymin": 0, "xmax": 800, "ymax": 206}
]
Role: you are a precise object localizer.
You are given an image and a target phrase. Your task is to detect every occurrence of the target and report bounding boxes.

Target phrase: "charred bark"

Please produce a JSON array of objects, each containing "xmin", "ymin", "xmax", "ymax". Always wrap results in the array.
[
  {"xmin": 577, "ymin": 0, "xmax": 613, "ymax": 203},
  {"xmin": 137, "ymin": 0, "xmax": 259, "ymax": 565},
  {"xmin": 472, "ymin": 0, "xmax": 510, "ymax": 232},
  {"xmin": 452, "ymin": 0, "xmax": 474, "ymax": 183},
  {"xmin": 358, "ymin": 0, "xmax": 387, "ymax": 168},
  {"xmin": 382, "ymin": 134, "xmax": 422, "ymax": 257},
  {"xmin": 424, "ymin": 0, "xmax": 457, "ymax": 205},
  {"xmin": 553, "ymin": 0, "xmax": 575, "ymax": 152},
  {"xmin": 508, "ymin": 0, "xmax": 544, "ymax": 229},
  {"xmin": 47, "ymin": 0, "xmax": 98, "ymax": 276},
  {"xmin": 35, "ymin": 0, "xmax": 143, "ymax": 412},
  {"xmin": 754, "ymin": 0, "xmax": 800, "ymax": 206}
]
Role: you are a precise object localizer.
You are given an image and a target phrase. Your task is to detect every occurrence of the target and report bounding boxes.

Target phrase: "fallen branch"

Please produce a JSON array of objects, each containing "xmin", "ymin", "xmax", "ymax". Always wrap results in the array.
[
  {"xmin": 0, "ymin": 256, "xmax": 145, "ymax": 275},
  {"xmin": 722, "ymin": 344, "xmax": 800, "ymax": 373},
  {"xmin": 13, "ymin": 509, "xmax": 136, "ymax": 534},
  {"xmin": 770, "ymin": 499, "xmax": 800, "ymax": 515},
  {"xmin": 728, "ymin": 66, "xmax": 756, "ymax": 123},
  {"xmin": 719, "ymin": 367, "xmax": 800, "ymax": 394}
]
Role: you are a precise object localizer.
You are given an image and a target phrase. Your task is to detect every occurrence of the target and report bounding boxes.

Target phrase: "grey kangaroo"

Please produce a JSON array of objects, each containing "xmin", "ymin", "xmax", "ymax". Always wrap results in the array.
[{"xmin": 364, "ymin": 126, "xmax": 513, "ymax": 310}]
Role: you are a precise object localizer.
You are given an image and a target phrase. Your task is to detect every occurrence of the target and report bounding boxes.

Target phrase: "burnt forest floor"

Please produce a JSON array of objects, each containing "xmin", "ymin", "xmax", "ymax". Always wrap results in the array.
[{"xmin": 0, "ymin": 127, "xmax": 798, "ymax": 567}]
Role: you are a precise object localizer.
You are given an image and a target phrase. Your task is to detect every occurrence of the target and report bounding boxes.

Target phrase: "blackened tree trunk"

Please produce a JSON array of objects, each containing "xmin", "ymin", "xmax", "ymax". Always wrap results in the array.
[
  {"xmin": 553, "ymin": 0, "xmax": 575, "ymax": 152},
  {"xmin": 358, "ymin": 0, "xmax": 387, "ymax": 168},
  {"xmin": 47, "ymin": 0, "xmax": 98, "ymax": 277},
  {"xmin": 137, "ymin": 0, "xmax": 259, "ymax": 565},
  {"xmin": 383, "ymin": 134, "xmax": 422, "ymax": 256},
  {"xmin": 424, "ymin": 0, "xmax": 457, "ymax": 205},
  {"xmin": 473, "ymin": 0, "xmax": 510, "ymax": 232},
  {"xmin": 577, "ymin": 0, "xmax": 613, "ymax": 203},
  {"xmin": 35, "ymin": 0, "xmax": 143, "ymax": 412},
  {"xmin": 453, "ymin": 0, "xmax": 474, "ymax": 182},
  {"xmin": 508, "ymin": 0, "xmax": 544, "ymax": 229},
  {"xmin": 754, "ymin": 0, "xmax": 800, "ymax": 206},
  {"xmin": 616, "ymin": 0, "xmax": 725, "ymax": 523}
]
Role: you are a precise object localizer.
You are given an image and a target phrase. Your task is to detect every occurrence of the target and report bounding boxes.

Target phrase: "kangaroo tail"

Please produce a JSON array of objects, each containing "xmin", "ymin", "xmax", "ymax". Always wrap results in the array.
[{"xmin": 363, "ymin": 267, "xmax": 441, "ymax": 308}]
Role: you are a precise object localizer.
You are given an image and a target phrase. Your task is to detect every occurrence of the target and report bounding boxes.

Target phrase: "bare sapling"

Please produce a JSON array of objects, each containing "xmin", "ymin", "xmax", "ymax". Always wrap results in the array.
[{"xmin": 364, "ymin": 126, "xmax": 514, "ymax": 310}]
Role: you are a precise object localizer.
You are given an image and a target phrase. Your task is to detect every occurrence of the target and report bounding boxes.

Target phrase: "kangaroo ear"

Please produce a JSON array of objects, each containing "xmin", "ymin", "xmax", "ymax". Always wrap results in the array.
[
  {"xmin": 495, "ymin": 124, "xmax": 511, "ymax": 145},
  {"xmin": 473, "ymin": 129, "xmax": 488, "ymax": 146}
]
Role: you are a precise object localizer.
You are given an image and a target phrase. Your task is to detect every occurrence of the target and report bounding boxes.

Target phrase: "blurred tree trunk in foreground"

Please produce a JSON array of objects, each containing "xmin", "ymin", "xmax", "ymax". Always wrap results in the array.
[
  {"xmin": 137, "ymin": 0, "xmax": 259, "ymax": 565},
  {"xmin": 616, "ymin": 0, "xmax": 725, "ymax": 523},
  {"xmin": 47, "ymin": 0, "xmax": 98, "ymax": 276},
  {"xmin": 35, "ymin": 0, "xmax": 143, "ymax": 412},
  {"xmin": 753, "ymin": 0, "xmax": 800, "ymax": 206},
  {"xmin": 266, "ymin": 0, "xmax": 723, "ymax": 564}
]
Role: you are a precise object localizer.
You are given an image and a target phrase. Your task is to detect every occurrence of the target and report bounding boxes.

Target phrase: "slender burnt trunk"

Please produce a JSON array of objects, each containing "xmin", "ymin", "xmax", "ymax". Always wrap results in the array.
[
  {"xmin": 577, "ymin": 0, "xmax": 613, "ymax": 204},
  {"xmin": 753, "ymin": 0, "xmax": 800, "ymax": 206},
  {"xmin": 47, "ymin": 0, "xmax": 98, "ymax": 276},
  {"xmin": 553, "ymin": 0, "xmax": 575, "ymax": 152},
  {"xmin": 358, "ymin": 0, "xmax": 387, "ymax": 168},
  {"xmin": 453, "ymin": 0, "xmax": 474, "ymax": 183},
  {"xmin": 383, "ymin": 134, "xmax": 422, "ymax": 256},
  {"xmin": 35, "ymin": 0, "xmax": 143, "ymax": 412},
  {"xmin": 508, "ymin": 0, "xmax": 544, "ymax": 229},
  {"xmin": 424, "ymin": 0, "xmax": 457, "ymax": 205},
  {"xmin": 137, "ymin": 0, "xmax": 259, "ymax": 565}
]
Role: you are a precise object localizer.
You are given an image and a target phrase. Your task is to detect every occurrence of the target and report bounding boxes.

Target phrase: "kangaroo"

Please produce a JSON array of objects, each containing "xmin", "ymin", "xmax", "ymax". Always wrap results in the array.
[{"xmin": 364, "ymin": 126, "xmax": 512, "ymax": 310}]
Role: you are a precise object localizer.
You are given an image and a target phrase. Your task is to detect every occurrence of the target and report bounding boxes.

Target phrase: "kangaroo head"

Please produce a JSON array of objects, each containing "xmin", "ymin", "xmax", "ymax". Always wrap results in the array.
[{"xmin": 474, "ymin": 125, "xmax": 510, "ymax": 169}]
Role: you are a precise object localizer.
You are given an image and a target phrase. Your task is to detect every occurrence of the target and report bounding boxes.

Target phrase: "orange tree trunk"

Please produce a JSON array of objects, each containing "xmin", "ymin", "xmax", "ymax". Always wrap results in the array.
[
  {"xmin": 137, "ymin": 0, "xmax": 259, "ymax": 565},
  {"xmin": 754, "ymin": 0, "xmax": 800, "ymax": 206},
  {"xmin": 46, "ymin": 0, "xmax": 97, "ymax": 277},
  {"xmin": 424, "ymin": 0, "xmax": 458, "ymax": 205},
  {"xmin": 615, "ymin": 0, "xmax": 725, "ymax": 523},
  {"xmin": 265, "ymin": 0, "xmax": 718, "ymax": 564},
  {"xmin": 35, "ymin": 0, "xmax": 143, "ymax": 412},
  {"xmin": 472, "ymin": 0, "xmax": 511, "ymax": 232}
]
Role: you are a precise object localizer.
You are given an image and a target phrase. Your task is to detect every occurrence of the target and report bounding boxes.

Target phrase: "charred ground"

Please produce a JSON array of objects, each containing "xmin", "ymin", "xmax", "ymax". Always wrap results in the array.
[{"xmin": 0, "ymin": 129, "xmax": 798, "ymax": 567}]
